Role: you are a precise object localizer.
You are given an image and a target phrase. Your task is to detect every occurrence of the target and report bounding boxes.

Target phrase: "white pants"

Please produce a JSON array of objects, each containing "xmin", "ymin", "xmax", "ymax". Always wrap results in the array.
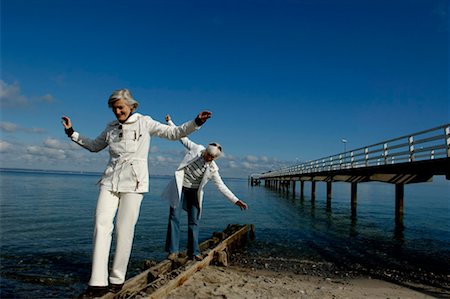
[{"xmin": 88, "ymin": 187, "xmax": 144, "ymax": 286}]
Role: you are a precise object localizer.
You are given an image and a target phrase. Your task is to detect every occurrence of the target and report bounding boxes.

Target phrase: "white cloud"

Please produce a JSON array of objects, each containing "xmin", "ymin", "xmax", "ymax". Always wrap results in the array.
[
  {"xmin": 26, "ymin": 145, "xmax": 66, "ymax": 160},
  {"xmin": 0, "ymin": 133, "xmax": 291, "ymax": 178},
  {"xmin": 0, "ymin": 121, "xmax": 46, "ymax": 134},
  {"xmin": 0, "ymin": 80, "xmax": 57, "ymax": 109},
  {"xmin": 0, "ymin": 140, "xmax": 13, "ymax": 152},
  {"xmin": 43, "ymin": 137, "xmax": 65, "ymax": 149},
  {"xmin": 151, "ymin": 155, "xmax": 179, "ymax": 164},
  {"xmin": 0, "ymin": 121, "xmax": 18, "ymax": 132},
  {"xmin": 26, "ymin": 127, "xmax": 46, "ymax": 134},
  {"xmin": 40, "ymin": 93, "xmax": 55, "ymax": 104},
  {"xmin": 26, "ymin": 145, "xmax": 44, "ymax": 155},
  {"xmin": 0, "ymin": 80, "xmax": 29, "ymax": 107},
  {"xmin": 241, "ymin": 161, "xmax": 253, "ymax": 169},
  {"xmin": 155, "ymin": 155, "xmax": 168, "ymax": 162},
  {"xmin": 0, "ymin": 136, "xmax": 108, "ymax": 171},
  {"xmin": 227, "ymin": 161, "xmax": 239, "ymax": 168},
  {"xmin": 150, "ymin": 145, "xmax": 159, "ymax": 153},
  {"xmin": 244, "ymin": 155, "xmax": 259, "ymax": 162}
]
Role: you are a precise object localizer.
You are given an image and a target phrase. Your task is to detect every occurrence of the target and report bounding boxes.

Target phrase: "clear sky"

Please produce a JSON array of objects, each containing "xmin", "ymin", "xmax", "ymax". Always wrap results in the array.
[{"xmin": 1, "ymin": 0, "xmax": 448, "ymax": 178}]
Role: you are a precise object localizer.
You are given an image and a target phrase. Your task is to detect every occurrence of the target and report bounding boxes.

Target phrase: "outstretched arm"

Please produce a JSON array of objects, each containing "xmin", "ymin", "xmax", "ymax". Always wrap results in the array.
[
  {"xmin": 210, "ymin": 171, "xmax": 248, "ymax": 210},
  {"xmin": 60, "ymin": 116, "xmax": 108, "ymax": 152},
  {"xmin": 165, "ymin": 114, "xmax": 199, "ymax": 151},
  {"xmin": 149, "ymin": 111, "xmax": 211, "ymax": 141}
]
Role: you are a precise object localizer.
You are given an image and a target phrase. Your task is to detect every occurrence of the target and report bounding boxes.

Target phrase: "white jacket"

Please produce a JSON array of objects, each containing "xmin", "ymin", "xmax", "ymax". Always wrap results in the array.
[
  {"xmin": 162, "ymin": 120, "xmax": 239, "ymax": 219},
  {"xmin": 70, "ymin": 113, "xmax": 199, "ymax": 193}
]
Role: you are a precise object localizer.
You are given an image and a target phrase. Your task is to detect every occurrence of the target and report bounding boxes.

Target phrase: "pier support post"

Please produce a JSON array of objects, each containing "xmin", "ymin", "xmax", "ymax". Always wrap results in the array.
[
  {"xmin": 395, "ymin": 184, "xmax": 404, "ymax": 227},
  {"xmin": 351, "ymin": 182, "xmax": 357, "ymax": 216},
  {"xmin": 300, "ymin": 181, "xmax": 305, "ymax": 201},
  {"xmin": 326, "ymin": 182, "xmax": 332, "ymax": 201},
  {"xmin": 311, "ymin": 181, "xmax": 316, "ymax": 202},
  {"xmin": 326, "ymin": 182, "xmax": 332, "ymax": 209},
  {"xmin": 292, "ymin": 180, "xmax": 296, "ymax": 199}
]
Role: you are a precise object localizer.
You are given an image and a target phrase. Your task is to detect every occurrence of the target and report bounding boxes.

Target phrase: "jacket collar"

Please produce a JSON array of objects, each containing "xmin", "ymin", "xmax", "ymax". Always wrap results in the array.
[
  {"xmin": 110, "ymin": 113, "xmax": 142, "ymax": 126},
  {"xmin": 123, "ymin": 113, "xmax": 141, "ymax": 124}
]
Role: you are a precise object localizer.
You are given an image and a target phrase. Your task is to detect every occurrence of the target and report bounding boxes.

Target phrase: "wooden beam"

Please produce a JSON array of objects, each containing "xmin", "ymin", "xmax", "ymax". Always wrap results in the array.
[
  {"xmin": 395, "ymin": 184, "xmax": 404, "ymax": 227},
  {"xmin": 326, "ymin": 181, "xmax": 332, "ymax": 201},
  {"xmin": 351, "ymin": 182, "xmax": 357, "ymax": 217},
  {"xmin": 100, "ymin": 224, "xmax": 252, "ymax": 299},
  {"xmin": 292, "ymin": 180, "xmax": 295, "ymax": 198},
  {"xmin": 300, "ymin": 180, "xmax": 304, "ymax": 201},
  {"xmin": 147, "ymin": 225, "xmax": 250, "ymax": 299}
]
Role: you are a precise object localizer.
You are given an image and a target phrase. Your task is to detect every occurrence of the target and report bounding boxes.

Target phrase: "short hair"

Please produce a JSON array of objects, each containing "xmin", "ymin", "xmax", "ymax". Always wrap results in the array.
[
  {"xmin": 108, "ymin": 89, "xmax": 139, "ymax": 110},
  {"xmin": 206, "ymin": 143, "xmax": 223, "ymax": 158}
]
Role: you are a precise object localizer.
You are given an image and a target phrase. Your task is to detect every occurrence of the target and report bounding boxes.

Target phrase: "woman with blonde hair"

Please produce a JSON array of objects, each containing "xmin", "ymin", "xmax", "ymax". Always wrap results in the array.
[{"xmin": 62, "ymin": 89, "xmax": 211, "ymax": 298}]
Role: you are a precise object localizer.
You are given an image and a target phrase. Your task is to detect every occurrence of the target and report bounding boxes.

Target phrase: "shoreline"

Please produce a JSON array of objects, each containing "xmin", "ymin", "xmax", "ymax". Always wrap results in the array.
[
  {"xmin": 162, "ymin": 250, "xmax": 450, "ymax": 299},
  {"xmin": 165, "ymin": 265, "xmax": 437, "ymax": 299}
]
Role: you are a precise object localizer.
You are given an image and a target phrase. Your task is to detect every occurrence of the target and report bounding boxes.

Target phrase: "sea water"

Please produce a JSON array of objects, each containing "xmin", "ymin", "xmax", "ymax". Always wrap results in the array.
[{"xmin": 0, "ymin": 169, "xmax": 449, "ymax": 298}]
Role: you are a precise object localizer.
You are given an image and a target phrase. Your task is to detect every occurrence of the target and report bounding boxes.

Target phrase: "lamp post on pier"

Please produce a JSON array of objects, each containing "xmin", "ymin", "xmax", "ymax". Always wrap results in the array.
[
  {"xmin": 341, "ymin": 139, "xmax": 348, "ymax": 166},
  {"xmin": 341, "ymin": 139, "xmax": 348, "ymax": 153}
]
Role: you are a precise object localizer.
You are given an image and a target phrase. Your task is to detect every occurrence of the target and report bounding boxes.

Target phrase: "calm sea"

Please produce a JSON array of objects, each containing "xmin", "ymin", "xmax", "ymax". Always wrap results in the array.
[{"xmin": 1, "ymin": 169, "xmax": 449, "ymax": 298}]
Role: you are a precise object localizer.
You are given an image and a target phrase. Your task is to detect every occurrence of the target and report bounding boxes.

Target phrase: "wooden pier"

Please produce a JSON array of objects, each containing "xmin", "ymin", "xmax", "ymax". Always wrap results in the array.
[{"xmin": 250, "ymin": 124, "xmax": 450, "ymax": 227}]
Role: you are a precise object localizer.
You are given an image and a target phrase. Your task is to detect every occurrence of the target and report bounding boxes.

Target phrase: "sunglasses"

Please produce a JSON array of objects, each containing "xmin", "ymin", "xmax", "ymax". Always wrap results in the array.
[{"xmin": 209, "ymin": 143, "xmax": 222, "ymax": 152}]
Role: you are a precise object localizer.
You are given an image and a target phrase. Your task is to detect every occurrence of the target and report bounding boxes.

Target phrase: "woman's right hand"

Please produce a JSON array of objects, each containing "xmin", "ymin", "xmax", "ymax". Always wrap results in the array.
[{"xmin": 61, "ymin": 116, "xmax": 72, "ymax": 129}]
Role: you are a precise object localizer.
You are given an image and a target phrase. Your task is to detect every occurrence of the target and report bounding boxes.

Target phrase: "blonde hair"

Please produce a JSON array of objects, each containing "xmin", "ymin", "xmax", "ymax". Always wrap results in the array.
[{"xmin": 108, "ymin": 89, "xmax": 139, "ymax": 110}]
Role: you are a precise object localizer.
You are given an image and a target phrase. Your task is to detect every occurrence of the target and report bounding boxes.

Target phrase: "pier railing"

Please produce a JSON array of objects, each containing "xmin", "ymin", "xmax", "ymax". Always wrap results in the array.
[
  {"xmin": 255, "ymin": 123, "xmax": 450, "ymax": 179},
  {"xmin": 251, "ymin": 124, "xmax": 450, "ymax": 228}
]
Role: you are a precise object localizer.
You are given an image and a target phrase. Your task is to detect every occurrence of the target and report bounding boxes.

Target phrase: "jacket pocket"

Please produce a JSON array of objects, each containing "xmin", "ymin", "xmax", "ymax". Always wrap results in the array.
[
  {"xmin": 130, "ymin": 161, "xmax": 147, "ymax": 191},
  {"xmin": 124, "ymin": 139, "xmax": 138, "ymax": 153}
]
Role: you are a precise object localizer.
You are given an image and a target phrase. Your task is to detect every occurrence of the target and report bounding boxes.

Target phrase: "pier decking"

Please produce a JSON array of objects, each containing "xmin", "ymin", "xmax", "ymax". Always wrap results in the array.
[{"xmin": 250, "ymin": 124, "xmax": 450, "ymax": 227}]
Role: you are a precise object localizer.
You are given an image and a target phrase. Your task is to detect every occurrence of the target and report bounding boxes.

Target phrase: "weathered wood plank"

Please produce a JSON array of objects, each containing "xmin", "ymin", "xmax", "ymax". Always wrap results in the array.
[
  {"xmin": 146, "ymin": 224, "xmax": 250, "ymax": 299},
  {"xmin": 98, "ymin": 224, "xmax": 252, "ymax": 299}
]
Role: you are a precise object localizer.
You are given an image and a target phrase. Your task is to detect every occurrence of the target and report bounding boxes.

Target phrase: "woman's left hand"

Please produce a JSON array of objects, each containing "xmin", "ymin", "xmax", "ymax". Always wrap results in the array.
[
  {"xmin": 61, "ymin": 116, "xmax": 72, "ymax": 129},
  {"xmin": 196, "ymin": 111, "xmax": 212, "ymax": 125}
]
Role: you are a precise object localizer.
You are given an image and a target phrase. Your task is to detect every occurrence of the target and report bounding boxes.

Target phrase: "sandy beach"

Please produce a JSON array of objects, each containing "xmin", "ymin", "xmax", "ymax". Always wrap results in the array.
[
  {"xmin": 165, "ymin": 265, "xmax": 436, "ymax": 299},
  {"xmin": 160, "ymin": 246, "xmax": 448, "ymax": 299}
]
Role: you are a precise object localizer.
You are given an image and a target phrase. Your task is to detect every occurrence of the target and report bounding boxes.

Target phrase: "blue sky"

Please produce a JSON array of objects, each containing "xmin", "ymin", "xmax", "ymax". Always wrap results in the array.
[{"xmin": 1, "ymin": 0, "xmax": 448, "ymax": 178}]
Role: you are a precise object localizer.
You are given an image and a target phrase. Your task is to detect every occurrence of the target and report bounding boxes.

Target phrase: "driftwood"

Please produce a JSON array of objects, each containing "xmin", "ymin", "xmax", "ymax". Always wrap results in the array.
[{"xmin": 100, "ymin": 224, "xmax": 254, "ymax": 299}]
